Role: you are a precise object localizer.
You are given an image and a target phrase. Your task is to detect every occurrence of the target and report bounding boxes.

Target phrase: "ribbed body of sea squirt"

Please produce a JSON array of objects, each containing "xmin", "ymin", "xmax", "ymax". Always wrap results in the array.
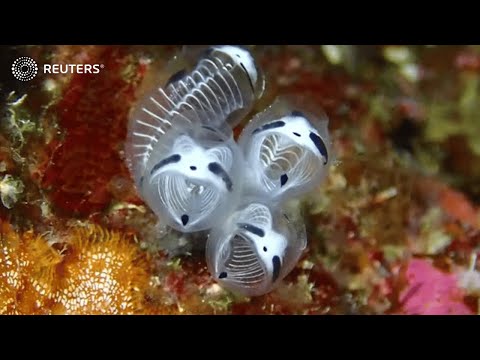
[
  {"xmin": 238, "ymin": 98, "xmax": 332, "ymax": 205},
  {"xmin": 206, "ymin": 199, "xmax": 307, "ymax": 296},
  {"xmin": 205, "ymin": 98, "xmax": 331, "ymax": 296},
  {"xmin": 126, "ymin": 45, "xmax": 264, "ymax": 188},
  {"xmin": 125, "ymin": 46, "xmax": 332, "ymax": 296},
  {"xmin": 125, "ymin": 45, "xmax": 263, "ymax": 232}
]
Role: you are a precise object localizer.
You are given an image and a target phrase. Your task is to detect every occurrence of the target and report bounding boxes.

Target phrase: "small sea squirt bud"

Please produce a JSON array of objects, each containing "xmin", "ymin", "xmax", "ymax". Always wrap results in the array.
[
  {"xmin": 206, "ymin": 199, "xmax": 307, "ymax": 297},
  {"xmin": 238, "ymin": 97, "xmax": 332, "ymax": 204}
]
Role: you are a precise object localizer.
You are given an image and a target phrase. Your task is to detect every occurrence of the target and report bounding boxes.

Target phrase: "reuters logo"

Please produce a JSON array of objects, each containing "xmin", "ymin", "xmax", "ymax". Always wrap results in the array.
[{"xmin": 11, "ymin": 57, "xmax": 38, "ymax": 82}]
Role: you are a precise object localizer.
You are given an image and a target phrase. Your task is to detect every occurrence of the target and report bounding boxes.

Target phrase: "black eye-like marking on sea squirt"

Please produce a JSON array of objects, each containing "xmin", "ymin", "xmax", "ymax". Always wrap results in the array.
[
  {"xmin": 219, "ymin": 271, "xmax": 228, "ymax": 279},
  {"xmin": 252, "ymin": 120, "xmax": 286, "ymax": 135},
  {"xmin": 202, "ymin": 47, "xmax": 214, "ymax": 58},
  {"xmin": 201, "ymin": 125, "xmax": 217, "ymax": 132},
  {"xmin": 280, "ymin": 174, "xmax": 288, "ymax": 187},
  {"xmin": 181, "ymin": 214, "xmax": 189, "ymax": 226},
  {"xmin": 309, "ymin": 132, "xmax": 328, "ymax": 165},
  {"xmin": 291, "ymin": 110, "xmax": 304, "ymax": 118},
  {"xmin": 240, "ymin": 63, "xmax": 255, "ymax": 93},
  {"xmin": 208, "ymin": 162, "xmax": 233, "ymax": 191},
  {"xmin": 272, "ymin": 255, "xmax": 281, "ymax": 282},
  {"xmin": 237, "ymin": 223, "xmax": 265, "ymax": 237},
  {"xmin": 150, "ymin": 154, "xmax": 182, "ymax": 175},
  {"xmin": 165, "ymin": 69, "xmax": 187, "ymax": 87}
]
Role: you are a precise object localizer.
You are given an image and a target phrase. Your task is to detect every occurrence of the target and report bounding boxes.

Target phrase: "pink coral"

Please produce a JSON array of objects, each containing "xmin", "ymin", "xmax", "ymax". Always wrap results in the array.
[{"xmin": 399, "ymin": 259, "xmax": 473, "ymax": 315}]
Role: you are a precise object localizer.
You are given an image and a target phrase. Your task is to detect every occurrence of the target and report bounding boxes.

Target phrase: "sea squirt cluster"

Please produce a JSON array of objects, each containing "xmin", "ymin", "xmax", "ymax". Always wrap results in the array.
[{"xmin": 125, "ymin": 45, "xmax": 332, "ymax": 296}]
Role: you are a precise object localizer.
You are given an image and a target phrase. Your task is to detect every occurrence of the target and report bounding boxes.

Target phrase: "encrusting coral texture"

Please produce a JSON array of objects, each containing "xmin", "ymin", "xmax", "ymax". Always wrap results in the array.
[{"xmin": 0, "ymin": 221, "xmax": 151, "ymax": 314}]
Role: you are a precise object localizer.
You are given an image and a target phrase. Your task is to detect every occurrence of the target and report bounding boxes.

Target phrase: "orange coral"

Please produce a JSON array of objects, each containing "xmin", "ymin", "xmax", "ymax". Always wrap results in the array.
[
  {"xmin": 0, "ymin": 221, "xmax": 151, "ymax": 315},
  {"xmin": 54, "ymin": 225, "xmax": 150, "ymax": 314},
  {"xmin": 0, "ymin": 221, "xmax": 62, "ymax": 314}
]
